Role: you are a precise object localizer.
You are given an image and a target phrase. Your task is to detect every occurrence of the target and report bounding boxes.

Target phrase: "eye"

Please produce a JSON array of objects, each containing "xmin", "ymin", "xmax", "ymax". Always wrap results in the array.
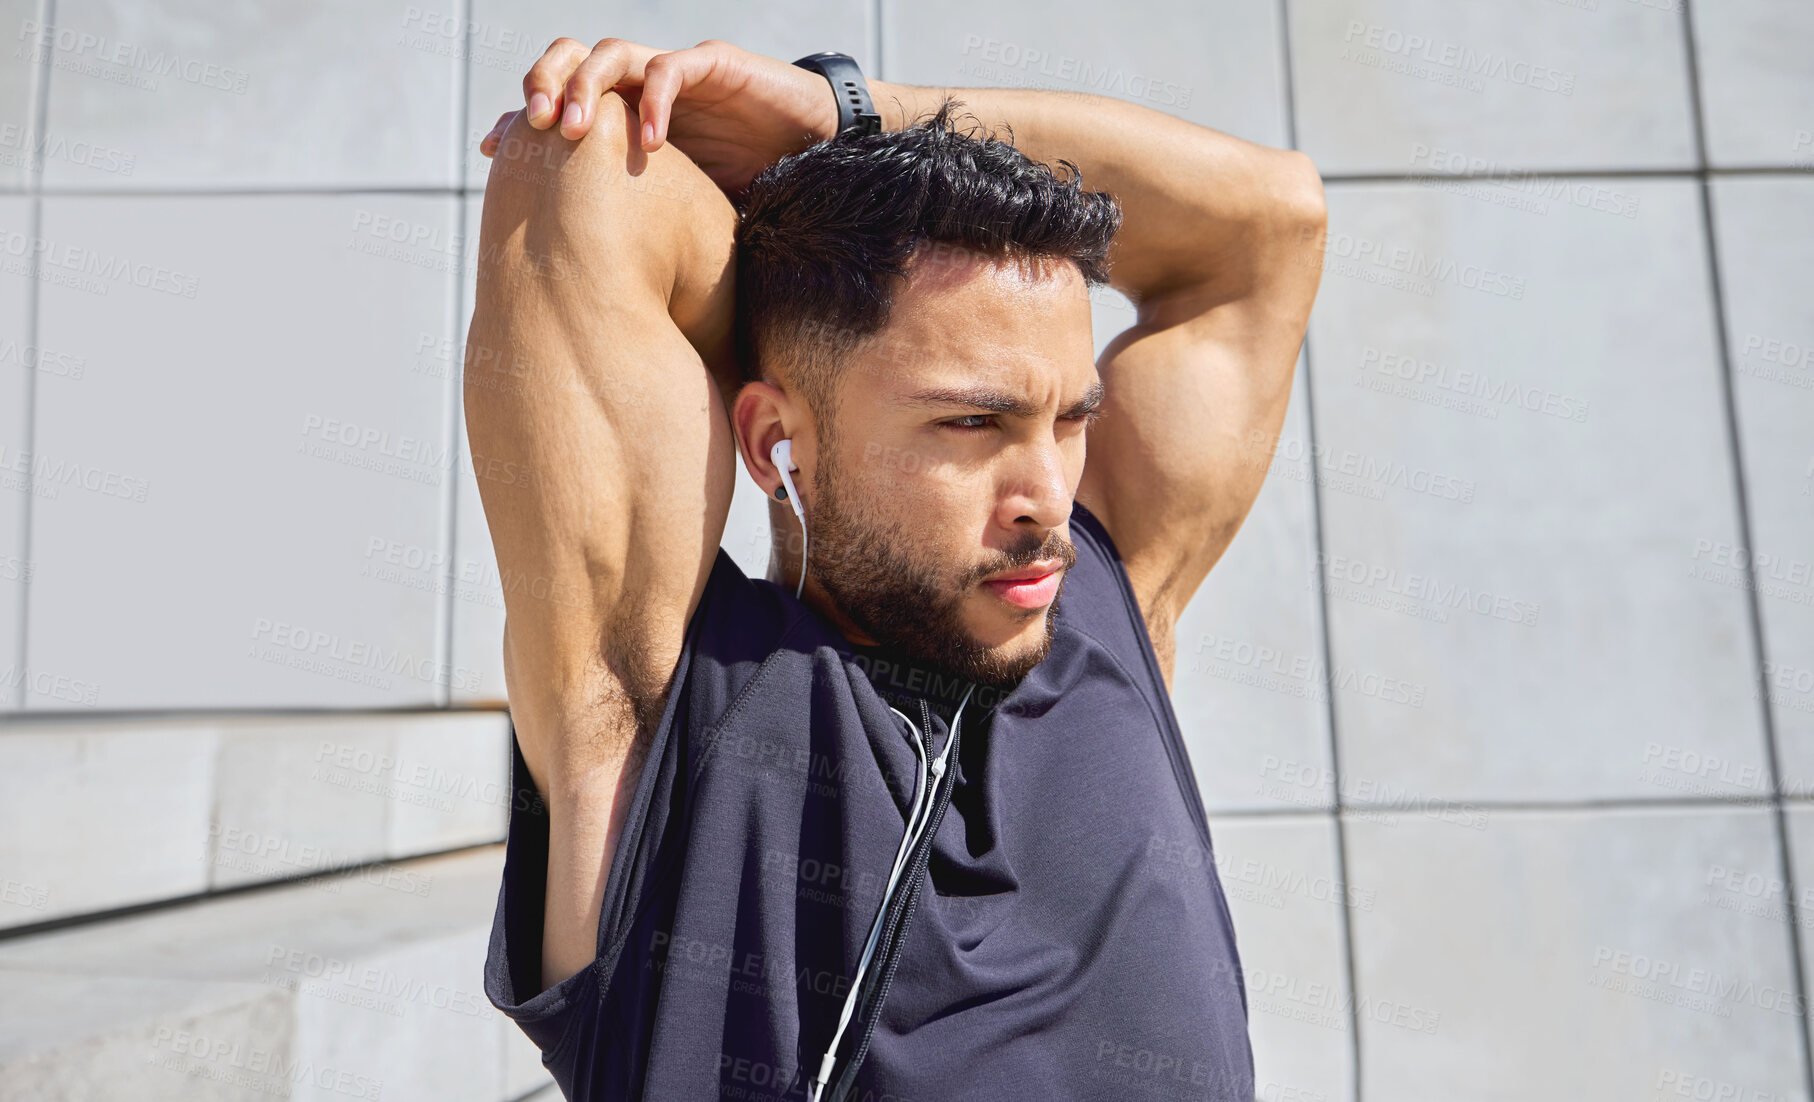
[{"xmin": 943, "ymin": 415, "xmax": 996, "ymax": 432}]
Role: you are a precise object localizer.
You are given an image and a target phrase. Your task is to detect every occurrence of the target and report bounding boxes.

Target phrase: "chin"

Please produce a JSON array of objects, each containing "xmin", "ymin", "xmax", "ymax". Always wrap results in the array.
[{"xmin": 967, "ymin": 598, "xmax": 1050, "ymax": 648}]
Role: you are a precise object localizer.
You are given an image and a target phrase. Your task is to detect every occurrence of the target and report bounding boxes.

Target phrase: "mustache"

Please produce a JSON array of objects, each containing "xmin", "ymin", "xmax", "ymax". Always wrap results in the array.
[{"xmin": 973, "ymin": 531, "xmax": 1076, "ymax": 583}]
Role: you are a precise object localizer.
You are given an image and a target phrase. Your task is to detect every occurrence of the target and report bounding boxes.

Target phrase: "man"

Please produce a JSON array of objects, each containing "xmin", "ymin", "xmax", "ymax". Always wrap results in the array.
[{"xmin": 466, "ymin": 36, "xmax": 1325, "ymax": 1102}]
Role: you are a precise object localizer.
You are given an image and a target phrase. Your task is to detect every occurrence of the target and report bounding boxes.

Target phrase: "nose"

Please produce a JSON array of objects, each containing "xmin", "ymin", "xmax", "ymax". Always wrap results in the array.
[{"xmin": 996, "ymin": 437, "xmax": 1073, "ymax": 535}]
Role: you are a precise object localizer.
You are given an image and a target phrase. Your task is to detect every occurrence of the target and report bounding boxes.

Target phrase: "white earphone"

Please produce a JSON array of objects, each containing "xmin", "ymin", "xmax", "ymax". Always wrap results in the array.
[{"xmin": 770, "ymin": 439, "xmax": 808, "ymax": 599}]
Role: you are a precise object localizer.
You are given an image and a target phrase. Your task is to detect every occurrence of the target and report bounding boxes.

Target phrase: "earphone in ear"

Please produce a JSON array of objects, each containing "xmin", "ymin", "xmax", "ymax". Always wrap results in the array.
[
  {"xmin": 769, "ymin": 439, "xmax": 808, "ymax": 599},
  {"xmin": 770, "ymin": 439, "xmax": 805, "ymax": 519}
]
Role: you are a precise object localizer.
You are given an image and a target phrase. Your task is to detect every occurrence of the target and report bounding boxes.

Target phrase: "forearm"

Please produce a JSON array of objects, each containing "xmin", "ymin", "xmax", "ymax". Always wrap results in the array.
[{"xmin": 867, "ymin": 81, "xmax": 1322, "ymax": 306}]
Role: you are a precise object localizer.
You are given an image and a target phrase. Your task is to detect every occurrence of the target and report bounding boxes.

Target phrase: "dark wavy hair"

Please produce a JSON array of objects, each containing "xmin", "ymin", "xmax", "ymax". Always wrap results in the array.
[{"xmin": 732, "ymin": 95, "xmax": 1122, "ymax": 436}]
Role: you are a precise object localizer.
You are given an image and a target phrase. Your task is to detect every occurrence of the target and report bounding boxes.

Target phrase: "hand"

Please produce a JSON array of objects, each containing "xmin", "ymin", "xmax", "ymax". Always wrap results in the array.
[{"xmin": 479, "ymin": 38, "xmax": 845, "ymax": 195}]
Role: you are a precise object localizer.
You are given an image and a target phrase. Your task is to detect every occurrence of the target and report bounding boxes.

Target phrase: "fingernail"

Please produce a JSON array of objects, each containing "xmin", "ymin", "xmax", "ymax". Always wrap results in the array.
[
  {"xmin": 562, "ymin": 102, "xmax": 582, "ymax": 130},
  {"xmin": 529, "ymin": 92, "xmax": 550, "ymax": 122},
  {"xmin": 643, "ymin": 121, "xmax": 655, "ymax": 147}
]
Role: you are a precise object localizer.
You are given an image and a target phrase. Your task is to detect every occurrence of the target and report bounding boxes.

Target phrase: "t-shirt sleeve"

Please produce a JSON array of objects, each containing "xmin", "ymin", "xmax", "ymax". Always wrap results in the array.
[{"xmin": 481, "ymin": 726, "xmax": 602, "ymax": 1057}]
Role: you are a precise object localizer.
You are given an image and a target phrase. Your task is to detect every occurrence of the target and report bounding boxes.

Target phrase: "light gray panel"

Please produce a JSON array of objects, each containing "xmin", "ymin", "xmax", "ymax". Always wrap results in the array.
[
  {"xmin": 1211, "ymin": 815, "xmax": 1356, "ymax": 1102},
  {"xmin": 1710, "ymin": 176, "xmax": 1814, "ymax": 792},
  {"xmin": 208, "ymin": 719, "xmax": 393, "ymax": 891},
  {"xmin": 385, "ymin": 711, "xmax": 510, "ymax": 856},
  {"xmin": 0, "ymin": 848, "xmax": 510, "ymax": 1102},
  {"xmin": 1690, "ymin": 0, "xmax": 1814, "ymax": 168},
  {"xmin": 0, "ymin": 713, "xmax": 507, "ymax": 926},
  {"xmin": 0, "ymin": 0, "xmax": 43, "ymax": 190},
  {"xmin": 212, "ymin": 713, "xmax": 511, "ymax": 889},
  {"xmin": 1308, "ymin": 179, "xmax": 1764, "ymax": 804},
  {"xmin": 29, "ymin": 195, "xmax": 456, "ymax": 710},
  {"xmin": 0, "ymin": 973, "xmax": 294, "ymax": 1102},
  {"xmin": 0, "ymin": 845, "xmax": 500, "ymax": 977},
  {"xmin": 464, "ymin": 0, "xmax": 874, "ymax": 188},
  {"xmin": 0, "ymin": 721, "xmax": 217, "ymax": 928},
  {"xmin": 37, "ymin": 0, "xmax": 458, "ymax": 189},
  {"xmin": 882, "ymin": 0, "xmax": 1286, "ymax": 149},
  {"xmin": 1780, "ymin": 806, "xmax": 1814, "ymax": 1069},
  {"xmin": 0, "ymin": 196, "xmax": 30, "ymax": 711},
  {"xmin": 1348, "ymin": 806, "xmax": 1806, "ymax": 1102},
  {"xmin": 290, "ymin": 928, "xmax": 502, "ymax": 1102},
  {"xmin": 1289, "ymin": 0, "xmax": 1696, "ymax": 174}
]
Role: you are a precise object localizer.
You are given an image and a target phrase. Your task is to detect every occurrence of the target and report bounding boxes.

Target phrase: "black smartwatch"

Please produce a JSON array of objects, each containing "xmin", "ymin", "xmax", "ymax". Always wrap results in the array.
[{"xmin": 791, "ymin": 51, "xmax": 883, "ymax": 138}]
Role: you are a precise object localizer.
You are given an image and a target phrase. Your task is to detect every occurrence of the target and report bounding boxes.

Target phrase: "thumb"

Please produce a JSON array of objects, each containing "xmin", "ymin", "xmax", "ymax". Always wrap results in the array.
[{"xmin": 479, "ymin": 110, "xmax": 518, "ymax": 158}]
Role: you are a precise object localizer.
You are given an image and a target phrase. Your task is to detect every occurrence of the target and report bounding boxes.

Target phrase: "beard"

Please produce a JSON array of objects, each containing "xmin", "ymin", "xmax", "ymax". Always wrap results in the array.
[{"xmin": 804, "ymin": 454, "xmax": 1075, "ymax": 690}]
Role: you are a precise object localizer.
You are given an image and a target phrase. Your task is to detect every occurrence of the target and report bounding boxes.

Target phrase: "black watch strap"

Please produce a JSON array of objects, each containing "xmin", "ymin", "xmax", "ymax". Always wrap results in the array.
[{"xmin": 791, "ymin": 51, "xmax": 883, "ymax": 137}]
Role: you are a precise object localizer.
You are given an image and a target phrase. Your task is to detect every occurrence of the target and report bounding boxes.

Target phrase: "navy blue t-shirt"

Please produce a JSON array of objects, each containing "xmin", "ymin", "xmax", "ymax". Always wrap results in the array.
[{"xmin": 483, "ymin": 501, "xmax": 1252, "ymax": 1100}]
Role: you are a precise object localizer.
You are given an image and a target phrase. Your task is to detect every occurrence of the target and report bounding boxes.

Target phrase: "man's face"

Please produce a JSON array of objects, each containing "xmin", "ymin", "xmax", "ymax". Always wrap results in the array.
[{"xmin": 802, "ymin": 248, "xmax": 1102, "ymax": 689}]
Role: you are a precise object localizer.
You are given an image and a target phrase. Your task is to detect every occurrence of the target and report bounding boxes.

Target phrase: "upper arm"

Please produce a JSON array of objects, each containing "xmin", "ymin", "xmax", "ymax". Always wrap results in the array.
[
  {"xmin": 1073, "ymin": 149, "xmax": 1326, "ymax": 684},
  {"xmin": 463, "ymin": 95, "xmax": 738, "ymax": 987}
]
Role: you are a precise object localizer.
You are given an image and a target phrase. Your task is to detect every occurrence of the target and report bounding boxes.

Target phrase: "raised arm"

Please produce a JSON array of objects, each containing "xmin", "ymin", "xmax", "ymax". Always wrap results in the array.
[
  {"xmin": 464, "ymin": 92, "xmax": 738, "ymax": 991},
  {"xmin": 488, "ymin": 45, "xmax": 1326, "ymax": 693},
  {"xmin": 862, "ymin": 84, "xmax": 1328, "ymax": 690}
]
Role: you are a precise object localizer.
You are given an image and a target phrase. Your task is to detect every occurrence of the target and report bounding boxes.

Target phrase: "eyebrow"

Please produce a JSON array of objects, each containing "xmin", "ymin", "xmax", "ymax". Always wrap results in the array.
[{"xmin": 901, "ymin": 381, "xmax": 1105, "ymax": 420}]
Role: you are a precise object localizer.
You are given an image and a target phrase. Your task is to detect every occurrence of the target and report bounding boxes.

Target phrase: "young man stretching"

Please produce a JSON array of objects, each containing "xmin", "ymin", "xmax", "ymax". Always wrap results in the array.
[{"xmin": 466, "ymin": 36, "xmax": 1325, "ymax": 1102}]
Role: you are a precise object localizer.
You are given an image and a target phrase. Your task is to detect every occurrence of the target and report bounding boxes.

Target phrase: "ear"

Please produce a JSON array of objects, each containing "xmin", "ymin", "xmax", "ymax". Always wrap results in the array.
[{"xmin": 733, "ymin": 379, "xmax": 807, "ymax": 500}]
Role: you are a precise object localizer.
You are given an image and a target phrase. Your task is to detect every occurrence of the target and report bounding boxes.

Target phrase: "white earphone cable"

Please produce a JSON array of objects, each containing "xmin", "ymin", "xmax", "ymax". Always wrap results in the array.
[
  {"xmin": 807, "ymin": 685, "xmax": 976, "ymax": 1101},
  {"xmin": 795, "ymin": 513, "xmax": 807, "ymax": 600}
]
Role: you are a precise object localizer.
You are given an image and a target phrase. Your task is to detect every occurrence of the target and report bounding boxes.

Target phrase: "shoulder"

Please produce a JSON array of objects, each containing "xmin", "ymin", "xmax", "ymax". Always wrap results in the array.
[
  {"xmin": 682, "ymin": 549, "xmax": 799, "ymax": 686},
  {"xmin": 672, "ymin": 547, "xmax": 840, "ymax": 733}
]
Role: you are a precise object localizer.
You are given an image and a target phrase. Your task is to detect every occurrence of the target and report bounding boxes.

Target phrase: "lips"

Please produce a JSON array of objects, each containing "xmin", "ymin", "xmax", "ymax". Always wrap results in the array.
[
  {"xmin": 982, "ymin": 562, "xmax": 1063, "ymax": 610},
  {"xmin": 986, "ymin": 560, "xmax": 1065, "ymax": 584}
]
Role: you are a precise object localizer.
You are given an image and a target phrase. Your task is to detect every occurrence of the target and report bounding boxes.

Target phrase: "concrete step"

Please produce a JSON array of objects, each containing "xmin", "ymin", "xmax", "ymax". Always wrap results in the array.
[
  {"xmin": 0, "ymin": 711, "xmax": 512, "ymax": 931},
  {"xmin": 0, "ymin": 846, "xmax": 553, "ymax": 1102}
]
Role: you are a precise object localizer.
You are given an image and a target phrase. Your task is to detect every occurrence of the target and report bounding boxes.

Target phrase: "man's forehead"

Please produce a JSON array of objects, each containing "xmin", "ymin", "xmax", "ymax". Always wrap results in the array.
[
  {"xmin": 874, "ymin": 260, "xmax": 1092, "ymax": 357},
  {"xmin": 833, "ymin": 249, "xmax": 1096, "ymax": 404}
]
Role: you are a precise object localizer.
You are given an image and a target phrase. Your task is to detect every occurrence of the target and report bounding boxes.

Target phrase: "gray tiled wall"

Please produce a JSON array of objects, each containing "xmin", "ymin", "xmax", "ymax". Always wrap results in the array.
[
  {"xmin": 1712, "ymin": 175, "xmax": 1814, "ymax": 792},
  {"xmin": 1, "ymin": 1, "xmax": 1808, "ymax": 1099}
]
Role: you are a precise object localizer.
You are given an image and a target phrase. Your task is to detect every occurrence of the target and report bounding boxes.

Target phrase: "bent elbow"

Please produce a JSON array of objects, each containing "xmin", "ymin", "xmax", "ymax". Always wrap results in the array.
[{"xmin": 1278, "ymin": 150, "xmax": 1327, "ymax": 237}]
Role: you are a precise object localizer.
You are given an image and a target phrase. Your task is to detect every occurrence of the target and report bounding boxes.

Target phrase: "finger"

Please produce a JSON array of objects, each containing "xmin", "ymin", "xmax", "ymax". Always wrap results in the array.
[
  {"xmin": 479, "ymin": 109, "xmax": 518, "ymax": 158},
  {"xmin": 560, "ymin": 38, "xmax": 657, "ymax": 140},
  {"xmin": 635, "ymin": 44, "xmax": 726, "ymax": 151},
  {"xmin": 523, "ymin": 38, "xmax": 591, "ymax": 129}
]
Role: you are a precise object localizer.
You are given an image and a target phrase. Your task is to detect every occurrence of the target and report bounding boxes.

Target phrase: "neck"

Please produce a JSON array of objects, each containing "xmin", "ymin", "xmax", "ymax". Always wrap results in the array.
[{"xmin": 767, "ymin": 502, "xmax": 885, "ymax": 647}]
